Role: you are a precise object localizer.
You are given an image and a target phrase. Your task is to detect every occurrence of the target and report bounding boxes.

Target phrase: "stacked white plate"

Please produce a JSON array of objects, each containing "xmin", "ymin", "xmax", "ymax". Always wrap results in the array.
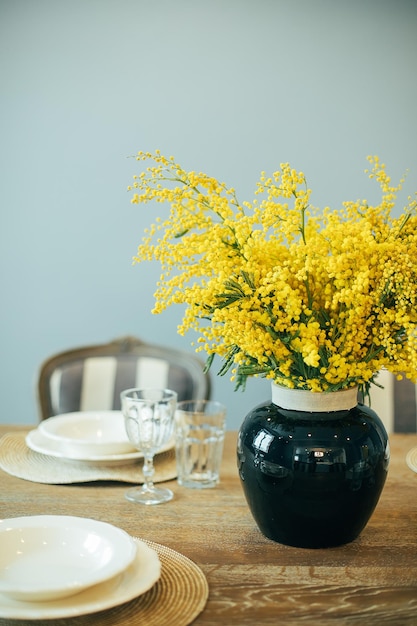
[
  {"xmin": 0, "ymin": 515, "xmax": 161, "ymax": 619},
  {"xmin": 406, "ymin": 446, "xmax": 417, "ymax": 473},
  {"xmin": 25, "ymin": 411, "xmax": 172, "ymax": 465}
]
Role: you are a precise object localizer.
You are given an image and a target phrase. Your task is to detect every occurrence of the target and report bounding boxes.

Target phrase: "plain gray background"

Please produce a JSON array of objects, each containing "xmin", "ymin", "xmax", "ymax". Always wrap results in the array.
[{"xmin": 1, "ymin": 0, "xmax": 416, "ymax": 428}]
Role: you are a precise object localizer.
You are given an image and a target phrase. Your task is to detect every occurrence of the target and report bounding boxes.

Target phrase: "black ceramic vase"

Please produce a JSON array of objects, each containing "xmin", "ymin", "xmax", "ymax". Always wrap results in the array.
[{"xmin": 237, "ymin": 384, "xmax": 389, "ymax": 548}]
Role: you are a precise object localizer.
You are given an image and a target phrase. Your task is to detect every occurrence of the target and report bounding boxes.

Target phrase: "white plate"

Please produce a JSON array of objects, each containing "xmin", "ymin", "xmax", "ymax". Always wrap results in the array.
[
  {"xmin": 0, "ymin": 537, "xmax": 160, "ymax": 619},
  {"xmin": 39, "ymin": 411, "xmax": 136, "ymax": 456},
  {"xmin": 0, "ymin": 516, "xmax": 137, "ymax": 602},
  {"xmin": 406, "ymin": 446, "xmax": 417, "ymax": 473},
  {"xmin": 25, "ymin": 428, "xmax": 174, "ymax": 465}
]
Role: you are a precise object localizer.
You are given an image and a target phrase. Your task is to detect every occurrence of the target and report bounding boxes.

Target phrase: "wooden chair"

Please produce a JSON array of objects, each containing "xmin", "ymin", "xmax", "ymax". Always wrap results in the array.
[
  {"xmin": 367, "ymin": 370, "xmax": 417, "ymax": 433},
  {"xmin": 37, "ymin": 335, "xmax": 211, "ymax": 421}
]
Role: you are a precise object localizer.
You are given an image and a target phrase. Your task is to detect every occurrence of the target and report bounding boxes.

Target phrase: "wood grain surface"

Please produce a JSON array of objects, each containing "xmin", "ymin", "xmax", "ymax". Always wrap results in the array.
[{"xmin": 1, "ymin": 426, "xmax": 417, "ymax": 625}]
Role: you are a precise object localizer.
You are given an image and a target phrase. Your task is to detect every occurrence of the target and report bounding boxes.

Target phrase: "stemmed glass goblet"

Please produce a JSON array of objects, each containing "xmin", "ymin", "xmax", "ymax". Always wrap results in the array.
[{"xmin": 120, "ymin": 388, "xmax": 177, "ymax": 505}]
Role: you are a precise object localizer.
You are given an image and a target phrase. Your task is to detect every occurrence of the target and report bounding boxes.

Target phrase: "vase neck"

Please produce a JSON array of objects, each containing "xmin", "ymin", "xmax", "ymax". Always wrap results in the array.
[{"xmin": 271, "ymin": 383, "xmax": 358, "ymax": 412}]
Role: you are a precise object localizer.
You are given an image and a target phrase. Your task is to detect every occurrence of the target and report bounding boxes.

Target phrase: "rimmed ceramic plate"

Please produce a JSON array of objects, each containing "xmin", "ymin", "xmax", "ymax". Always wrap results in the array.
[
  {"xmin": 0, "ymin": 537, "xmax": 161, "ymax": 619},
  {"xmin": 0, "ymin": 516, "xmax": 137, "ymax": 602},
  {"xmin": 25, "ymin": 429, "xmax": 174, "ymax": 465},
  {"xmin": 406, "ymin": 446, "xmax": 417, "ymax": 473},
  {"xmin": 38, "ymin": 411, "xmax": 136, "ymax": 456}
]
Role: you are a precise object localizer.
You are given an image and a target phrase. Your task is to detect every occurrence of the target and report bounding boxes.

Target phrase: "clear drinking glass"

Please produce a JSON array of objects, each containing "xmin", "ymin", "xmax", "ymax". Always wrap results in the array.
[
  {"xmin": 120, "ymin": 388, "xmax": 177, "ymax": 504},
  {"xmin": 175, "ymin": 400, "xmax": 226, "ymax": 488}
]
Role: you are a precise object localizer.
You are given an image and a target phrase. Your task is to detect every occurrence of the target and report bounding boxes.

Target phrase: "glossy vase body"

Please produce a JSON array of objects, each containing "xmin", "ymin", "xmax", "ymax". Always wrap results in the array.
[{"xmin": 237, "ymin": 386, "xmax": 389, "ymax": 548}]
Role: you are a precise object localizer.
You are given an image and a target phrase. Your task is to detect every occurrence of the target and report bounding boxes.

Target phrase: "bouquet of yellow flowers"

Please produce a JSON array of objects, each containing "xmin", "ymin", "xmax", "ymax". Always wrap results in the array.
[{"xmin": 128, "ymin": 151, "xmax": 417, "ymax": 396}]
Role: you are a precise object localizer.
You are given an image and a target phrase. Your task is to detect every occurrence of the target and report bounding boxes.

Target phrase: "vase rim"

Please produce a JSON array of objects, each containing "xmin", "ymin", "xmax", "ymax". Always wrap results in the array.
[{"xmin": 271, "ymin": 382, "xmax": 358, "ymax": 412}]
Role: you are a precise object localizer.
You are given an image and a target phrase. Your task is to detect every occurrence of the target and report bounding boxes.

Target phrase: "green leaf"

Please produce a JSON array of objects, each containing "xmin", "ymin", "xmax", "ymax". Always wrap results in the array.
[{"xmin": 174, "ymin": 229, "xmax": 189, "ymax": 238}]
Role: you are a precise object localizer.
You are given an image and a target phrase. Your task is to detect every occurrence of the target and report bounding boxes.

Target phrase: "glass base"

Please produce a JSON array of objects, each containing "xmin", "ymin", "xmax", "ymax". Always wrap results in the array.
[
  {"xmin": 125, "ymin": 485, "xmax": 173, "ymax": 505},
  {"xmin": 178, "ymin": 475, "xmax": 219, "ymax": 489}
]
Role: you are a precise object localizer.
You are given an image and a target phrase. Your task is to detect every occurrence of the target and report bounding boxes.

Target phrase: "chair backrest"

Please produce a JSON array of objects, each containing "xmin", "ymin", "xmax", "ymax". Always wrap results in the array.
[
  {"xmin": 37, "ymin": 336, "xmax": 211, "ymax": 421},
  {"xmin": 367, "ymin": 370, "xmax": 417, "ymax": 433}
]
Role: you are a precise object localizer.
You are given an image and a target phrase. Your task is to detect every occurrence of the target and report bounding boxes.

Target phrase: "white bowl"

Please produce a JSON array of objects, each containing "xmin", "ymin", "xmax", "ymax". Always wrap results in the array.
[
  {"xmin": 0, "ymin": 515, "xmax": 137, "ymax": 601},
  {"xmin": 38, "ymin": 411, "xmax": 136, "ymax": 457}
]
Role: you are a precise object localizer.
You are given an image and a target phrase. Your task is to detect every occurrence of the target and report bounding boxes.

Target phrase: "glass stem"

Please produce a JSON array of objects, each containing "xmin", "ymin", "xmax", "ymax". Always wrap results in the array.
[{"xmin": 142, "ymin": 454, "xmax": 155, "ymax": 491}]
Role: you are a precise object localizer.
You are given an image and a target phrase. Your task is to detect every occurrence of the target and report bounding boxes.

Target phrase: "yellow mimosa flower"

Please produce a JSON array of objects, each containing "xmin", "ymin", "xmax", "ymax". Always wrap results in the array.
[{"xmin": 129, "ymin": 151, "xmax": 417, "ymax": 394}]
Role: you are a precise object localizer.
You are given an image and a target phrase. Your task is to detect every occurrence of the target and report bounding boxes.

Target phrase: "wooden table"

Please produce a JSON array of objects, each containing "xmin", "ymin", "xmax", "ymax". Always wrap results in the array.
[{"xmin": 1, "ymin": 426, "xmax": 417, "ymax": 625}]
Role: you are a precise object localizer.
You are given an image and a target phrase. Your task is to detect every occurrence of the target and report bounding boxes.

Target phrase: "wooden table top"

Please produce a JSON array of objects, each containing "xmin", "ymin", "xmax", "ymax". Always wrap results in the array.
[{"xmin": 1, "ymin": 425, "xmax": 417, "ymax": 625}]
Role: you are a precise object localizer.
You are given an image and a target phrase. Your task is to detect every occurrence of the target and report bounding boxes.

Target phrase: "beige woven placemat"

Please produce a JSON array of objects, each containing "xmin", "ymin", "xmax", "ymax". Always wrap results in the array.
[
  {"xmin": 0, "ymin": 432, "xmax": 176, "ymax": 484},
  {"xmin": 0, "ymin": 539, "xmax": 209, "ymax": 626}
]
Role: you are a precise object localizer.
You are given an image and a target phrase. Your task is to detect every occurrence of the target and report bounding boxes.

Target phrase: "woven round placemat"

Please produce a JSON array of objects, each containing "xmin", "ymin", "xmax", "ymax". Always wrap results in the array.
[
  {"xmin": 0, "ymin": 432, "xmax": 176, "ymax": 484},
  {"xmin": 0, "ymin": 539, "xmax": 209, "ymax": 626}
]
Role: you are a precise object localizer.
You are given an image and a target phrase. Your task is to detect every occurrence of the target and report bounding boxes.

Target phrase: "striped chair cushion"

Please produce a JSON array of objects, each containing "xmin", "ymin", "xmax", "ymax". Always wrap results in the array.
[
  {"xmin": 368, "ymin": 370, "xmax": 417, "ymax": 433},
  {"xmin": 48, "ymin": 355, "xmax": 198, "ymax": 416}
]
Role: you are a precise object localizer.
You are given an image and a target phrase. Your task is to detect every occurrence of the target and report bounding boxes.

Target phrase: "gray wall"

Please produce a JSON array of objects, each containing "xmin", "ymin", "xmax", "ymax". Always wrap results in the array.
[{"xmin": 1, "ymin": 0, "xmax": 416, "ymax": 428}]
